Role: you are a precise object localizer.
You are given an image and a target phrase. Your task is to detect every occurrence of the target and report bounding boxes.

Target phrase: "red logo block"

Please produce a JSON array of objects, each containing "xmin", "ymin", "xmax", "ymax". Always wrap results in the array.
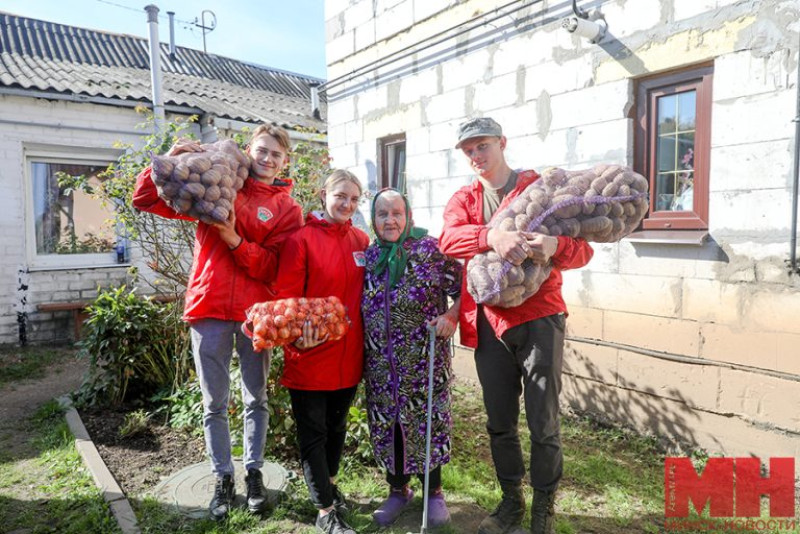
[{"xmin": 665, "ymin": 457, "xmax": 795, "ymax": 518}]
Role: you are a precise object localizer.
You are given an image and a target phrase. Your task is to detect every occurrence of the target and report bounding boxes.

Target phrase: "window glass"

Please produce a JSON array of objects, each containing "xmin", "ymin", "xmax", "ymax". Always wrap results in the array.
[
  {"xmin": 31, "ymin": 161, "xmax": 115, "ymax": 255},
  {"xmin": 654, "ymin": 90, "xmax": 697, "ymax": 213}
]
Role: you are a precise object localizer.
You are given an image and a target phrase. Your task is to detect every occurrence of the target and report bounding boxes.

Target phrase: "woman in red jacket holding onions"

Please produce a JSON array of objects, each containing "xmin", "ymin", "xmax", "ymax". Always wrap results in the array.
[{"xmin": 272, "ymin": 169, "xmax": 369, "ymax": 534}]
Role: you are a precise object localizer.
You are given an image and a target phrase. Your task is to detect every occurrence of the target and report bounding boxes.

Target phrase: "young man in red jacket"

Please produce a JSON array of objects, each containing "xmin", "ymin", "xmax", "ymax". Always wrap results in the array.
[
  {"xmin": 133, "ymin": 125, "xmax": 303, "ymax": 521},
  {"xmin": 439, "ymin": 118, "xmax": 593, "ymax": 534}
]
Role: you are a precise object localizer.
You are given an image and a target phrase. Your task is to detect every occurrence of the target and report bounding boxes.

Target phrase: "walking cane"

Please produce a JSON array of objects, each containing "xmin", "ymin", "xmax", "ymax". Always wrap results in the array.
[{"xmin": 408, "ymin": 324, "xmax": 437, "ymax": 534}]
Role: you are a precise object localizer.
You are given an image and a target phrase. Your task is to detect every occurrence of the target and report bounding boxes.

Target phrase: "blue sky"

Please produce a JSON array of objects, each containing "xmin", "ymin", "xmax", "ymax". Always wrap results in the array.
[{"xmin": 1, "ymin": 0, "xmax": 328, "ymax": 79}]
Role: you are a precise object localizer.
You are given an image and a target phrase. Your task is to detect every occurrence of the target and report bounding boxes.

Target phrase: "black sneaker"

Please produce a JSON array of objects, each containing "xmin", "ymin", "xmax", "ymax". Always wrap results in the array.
[
  {"xmin": 209, "ymin": 474, "xmax": 235, "ymax": 521},
  {"xmin": 245, "ymin": 468, "xmax": 269, "ymax": 515},
  {"xmin": 315, "ymin": 508, "xmax": 357, "ymax": 534},
  {"xmin": 331, "ymin": 483, "xmax": 348, "ymax": 513}
]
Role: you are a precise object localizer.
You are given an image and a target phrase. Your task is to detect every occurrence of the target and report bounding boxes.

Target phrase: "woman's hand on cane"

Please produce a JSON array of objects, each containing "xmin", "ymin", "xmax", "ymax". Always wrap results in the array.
[{"xmin": 428, "ymin": 313, "xmax": 457, "ymax": 338}]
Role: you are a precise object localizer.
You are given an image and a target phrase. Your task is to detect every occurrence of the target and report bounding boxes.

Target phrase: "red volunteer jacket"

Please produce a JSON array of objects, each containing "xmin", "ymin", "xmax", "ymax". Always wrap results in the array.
[
  {"xmin": 132, "ymin": 167, "xmax": 303, "ymax": 323},
  {"xmin": 273, "ymin": 212, "xmax": 370, "ymax": 391},
  {"xmin": 439, "ymin": 169, "xmax": 594, "ymax": 348}
]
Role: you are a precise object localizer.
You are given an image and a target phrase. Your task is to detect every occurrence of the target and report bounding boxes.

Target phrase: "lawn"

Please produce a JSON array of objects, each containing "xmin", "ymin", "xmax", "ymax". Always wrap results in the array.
[
  {"xmin": 5, "ymin": 346, "xmax": 791, "ymax": 534},
  {"xmin": 127, "ymin": 383, "xmax": 668, "ymax": 534}
]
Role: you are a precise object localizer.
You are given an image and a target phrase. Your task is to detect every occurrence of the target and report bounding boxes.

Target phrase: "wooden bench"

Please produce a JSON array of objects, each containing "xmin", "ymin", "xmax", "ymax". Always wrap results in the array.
[{"xmin": 38, "ymin": 294, "xmax": 181, "ymax": 340}]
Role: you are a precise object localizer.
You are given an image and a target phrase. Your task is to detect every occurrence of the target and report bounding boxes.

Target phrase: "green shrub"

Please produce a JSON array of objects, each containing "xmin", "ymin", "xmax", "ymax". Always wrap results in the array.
[
  {"xmin": 164, "ymin": 348, "xmax": 374, "ymax": 465},
  {"xmin": 74, "ymin": 286, "xmax": 192, "ymax": 408}
]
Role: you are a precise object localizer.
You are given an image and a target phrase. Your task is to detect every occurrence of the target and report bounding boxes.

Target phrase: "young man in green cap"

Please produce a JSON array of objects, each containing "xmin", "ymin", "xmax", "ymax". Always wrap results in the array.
[{"xmin": 439, "ymin": 117, "xmax": 593, "ymax": 534}]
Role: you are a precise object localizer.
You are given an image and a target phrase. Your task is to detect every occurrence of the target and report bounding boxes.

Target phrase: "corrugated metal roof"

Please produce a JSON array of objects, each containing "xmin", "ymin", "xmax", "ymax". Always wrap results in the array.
[{"xmin": 0, "ymin": 11, "xmax": 326, "ymax": 131}]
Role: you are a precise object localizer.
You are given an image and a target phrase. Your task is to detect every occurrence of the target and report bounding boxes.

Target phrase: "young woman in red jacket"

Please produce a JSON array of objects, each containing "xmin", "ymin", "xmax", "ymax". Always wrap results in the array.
[
  {"xmin": 132, "ymin": 125, "xmax": 303, "ymax": 521},
  {"xmin": 272, "ymin": 169, "xmax": 369, "ymax": 534}
]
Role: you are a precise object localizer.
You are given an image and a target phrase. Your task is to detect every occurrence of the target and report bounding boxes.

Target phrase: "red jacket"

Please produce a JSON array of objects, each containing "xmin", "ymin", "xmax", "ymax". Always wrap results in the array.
[
  {"xmin": 439, "ymin": 170, "xmax": 593, "ymax": 348},
  {"xmin": 132, "ymin": 167, "xmax": 303, "ymax": 323},
  {"xmin": 273, "ymin": 212, "xmax": 370, "ymax": 391}
]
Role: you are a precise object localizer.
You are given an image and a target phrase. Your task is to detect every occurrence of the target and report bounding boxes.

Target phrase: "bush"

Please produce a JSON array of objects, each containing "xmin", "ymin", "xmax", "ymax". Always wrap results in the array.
[
  {"xmin": 74, "ymin": 286, "xmax": 192, "ymax": 408},
  {"xmin": 164, "ymin": 347, "xmax": 374, "ymax": 465}
]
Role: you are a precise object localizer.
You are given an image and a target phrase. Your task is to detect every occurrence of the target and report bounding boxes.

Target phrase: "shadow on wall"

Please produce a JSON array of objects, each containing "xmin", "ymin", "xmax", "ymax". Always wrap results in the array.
[
  {"xmin": 563, "ymin": 343, "xmax": 703, "ymax": 453},
  {"xmin": 630, "ymin": 235, "xmax": 729, "ymax": 263}
]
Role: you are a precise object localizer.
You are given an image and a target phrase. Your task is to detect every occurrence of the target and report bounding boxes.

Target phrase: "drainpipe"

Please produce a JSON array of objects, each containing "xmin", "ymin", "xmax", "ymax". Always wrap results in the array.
[
  {"xmin": 309, "ymin": 81, "xmax": 321, "ymax": 120},
  {"xmin": 144, "ymin": 4, "xmax": 165, "ymax": 132},
  {"xmin": 792, "ymin": 31, "xmax": 800, "ymax": 274},
  {"xmin": 167, "ymin": 11, "xmax": 177, "ymax": 62}
]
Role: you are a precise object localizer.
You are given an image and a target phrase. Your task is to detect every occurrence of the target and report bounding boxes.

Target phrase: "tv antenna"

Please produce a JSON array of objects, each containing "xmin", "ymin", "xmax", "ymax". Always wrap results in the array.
[{"xmin": 192, "ymin": 10, "xmax": 216, "ymax": 53}]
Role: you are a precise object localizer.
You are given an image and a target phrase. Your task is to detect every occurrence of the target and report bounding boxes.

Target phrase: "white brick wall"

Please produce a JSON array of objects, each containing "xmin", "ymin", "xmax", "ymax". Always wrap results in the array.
[
  {"xmin": 0, "ymin": 95, "xmax": 149, "ymax": 344},
  {"xmin": 324, "ymin": 0, "xmax": 800, "ymax": 402}
]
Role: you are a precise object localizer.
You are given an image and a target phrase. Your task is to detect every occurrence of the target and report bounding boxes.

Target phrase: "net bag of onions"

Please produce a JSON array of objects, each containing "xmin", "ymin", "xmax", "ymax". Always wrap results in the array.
[
  {"xmin": 467, "ymin": 164, "xmax": 649, "ymax": 308},
  {"xmin": 150, "ymin": 139, "xmax": 251, "ymax": 225},
  {"xmin": 241, "ymin": 296, "xmax": 351, "ymax": 352}
]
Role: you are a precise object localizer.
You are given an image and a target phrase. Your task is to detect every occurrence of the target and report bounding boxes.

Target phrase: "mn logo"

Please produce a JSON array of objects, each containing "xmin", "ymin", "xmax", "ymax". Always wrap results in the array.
[
  {"xmin": 353, "ymin": 251, "xmax": 366, "ymax": 267},
  {"xmin": 257, "ymin": 207, "xmax": 273, "ymax": 222}
]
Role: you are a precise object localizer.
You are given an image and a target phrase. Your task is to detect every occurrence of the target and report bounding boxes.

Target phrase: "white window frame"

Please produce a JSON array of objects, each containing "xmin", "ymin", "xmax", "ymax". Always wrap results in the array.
[{"xmin": 24, "ymin": 143, "xmax": 124, "ymax": 271}]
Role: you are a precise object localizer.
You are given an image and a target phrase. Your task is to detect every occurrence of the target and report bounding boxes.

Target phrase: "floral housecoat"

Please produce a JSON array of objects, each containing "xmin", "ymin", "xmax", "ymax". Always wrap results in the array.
[{"xmin": 362, "ymin": 235, "xmax": 462, "ymax": 475}]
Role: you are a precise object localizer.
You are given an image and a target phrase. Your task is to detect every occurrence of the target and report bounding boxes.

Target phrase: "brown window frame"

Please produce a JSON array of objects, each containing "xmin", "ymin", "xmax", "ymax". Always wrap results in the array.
[
  {"xmin": 635, "ymin": 64, "xmax": 713, "ymax": 230},
  {"xmin": 377, "ymin": 133, "xmax": 406, "ymax": 193}
]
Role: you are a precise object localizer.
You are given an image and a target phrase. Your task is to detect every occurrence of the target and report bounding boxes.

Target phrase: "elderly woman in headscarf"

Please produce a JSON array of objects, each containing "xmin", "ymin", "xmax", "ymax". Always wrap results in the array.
[{"xmin": 361, "ymin": 188, "xmax": 462, "ymax": 528}]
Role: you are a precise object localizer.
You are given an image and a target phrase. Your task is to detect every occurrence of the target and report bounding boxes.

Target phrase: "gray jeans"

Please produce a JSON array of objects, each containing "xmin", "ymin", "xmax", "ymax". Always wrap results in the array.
[
  {"xmin": 475, "ymin": 309, "xmax": 565, "ymax": 492},
  {"xmin": 190, "ymin": 319, "xmax": 271, "ymax": 476}
]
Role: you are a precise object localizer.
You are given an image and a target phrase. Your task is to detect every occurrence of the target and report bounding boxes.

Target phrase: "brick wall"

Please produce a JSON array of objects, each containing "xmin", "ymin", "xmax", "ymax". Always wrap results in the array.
[{"xmin": 0, "ymin": 94, "xmax": 194, "ymax": 345}]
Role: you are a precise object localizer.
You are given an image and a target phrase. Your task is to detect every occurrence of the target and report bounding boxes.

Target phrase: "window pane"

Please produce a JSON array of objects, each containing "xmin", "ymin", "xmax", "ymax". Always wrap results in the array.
[
  {"xmin": 677, "ymin": 91, "xmax": 696, "ymax": 131},
  {"xmin": 655, "ymin": 172, "xmax": 676, "ymax": 211},
  {"xmin": 32, "ymin": 162, "xmax": 114, "ymax": 255},
  {"xmin": 678, "ymin": 132, "xmax": 695, "ymax": 171},
  {"xmin": 656, "ymin": 135, "xmax": 677, "ymax": 172},
  {"xmin": 658, "ymin": 94, "xmax": 677, "ymax": 134},
  {"xmin": 671, "ymin": 170, "xmax": 694, "ymax": 211},
  {"xmin": 391, "ymin": 144, "xmax": 406, "ymax": 193}
]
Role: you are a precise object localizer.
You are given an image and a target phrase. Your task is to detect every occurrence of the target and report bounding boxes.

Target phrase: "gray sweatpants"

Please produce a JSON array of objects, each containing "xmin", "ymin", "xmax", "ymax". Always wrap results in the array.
[{"xmin": 190, "ymin": 319, "xmax": 271, "ymax": 477}]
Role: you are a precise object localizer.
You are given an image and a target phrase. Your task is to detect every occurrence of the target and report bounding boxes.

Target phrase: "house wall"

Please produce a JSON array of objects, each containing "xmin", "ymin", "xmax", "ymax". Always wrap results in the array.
[
  {"xmin": 0, "ymin": 94, "xmax": 200, "ymax": 345},
  {"xmin": 325, "ymin": 0, "xmax": 800, "ymax": 455}
]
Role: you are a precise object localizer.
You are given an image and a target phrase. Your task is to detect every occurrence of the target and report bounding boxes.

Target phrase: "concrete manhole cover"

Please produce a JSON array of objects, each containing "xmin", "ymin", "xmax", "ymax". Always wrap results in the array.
[{"xmin": 150, "ymin": 459, "xmax": 292, "ymax": 518}]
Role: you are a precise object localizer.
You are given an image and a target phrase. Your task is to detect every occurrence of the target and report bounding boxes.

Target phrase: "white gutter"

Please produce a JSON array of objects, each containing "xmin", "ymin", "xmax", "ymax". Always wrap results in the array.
[{"xmin": 211, "ymin": 116, "xmax": 328, "ymax": 143}]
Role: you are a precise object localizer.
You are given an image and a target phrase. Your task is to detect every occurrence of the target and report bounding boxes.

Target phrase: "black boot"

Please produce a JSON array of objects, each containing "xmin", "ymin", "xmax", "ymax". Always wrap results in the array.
[
  {"xmin": 477, "ymin": 482, "xmax": 526, "ymax": 534},
  {"xmin": 209, "ymin": 474, "xmax": 235, "ymax": 521},
  {"xmin": 530, "ymin": 489, "xmax": 556, "ymax": 534},
  {"xmin": 331, "ymin": 483, "xmax": 348, "ymax": 513},
  {"xmin": 245, "ymin": 468, "xmax": 269, "ymax": 515},
  {"xmin": 315, "ymin": 508, "xmax": 357, "ymax": 534}
]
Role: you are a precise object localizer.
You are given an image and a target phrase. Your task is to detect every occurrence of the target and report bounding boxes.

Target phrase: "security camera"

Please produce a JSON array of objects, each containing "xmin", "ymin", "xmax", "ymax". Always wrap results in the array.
[{"xmin": 561, "ymin": 16, "xmax": 607, "ymax": 43}]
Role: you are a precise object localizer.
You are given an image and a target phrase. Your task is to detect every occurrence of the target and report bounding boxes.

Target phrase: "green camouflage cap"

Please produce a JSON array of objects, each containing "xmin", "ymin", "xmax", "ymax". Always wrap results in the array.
[{"xmin": 455, "ymin": 117, "xmax": 503, "ymax": 148}]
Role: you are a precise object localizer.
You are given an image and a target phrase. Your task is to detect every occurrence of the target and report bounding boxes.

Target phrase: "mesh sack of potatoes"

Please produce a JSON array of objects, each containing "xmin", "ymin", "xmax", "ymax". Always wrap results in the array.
[
  {"xmin": 467, "ymin": 164, "xmax": 649, "ymax": 308},
  {"xmin": 150, "ymin": 139, "xmax": 251, "ymax": 225}
]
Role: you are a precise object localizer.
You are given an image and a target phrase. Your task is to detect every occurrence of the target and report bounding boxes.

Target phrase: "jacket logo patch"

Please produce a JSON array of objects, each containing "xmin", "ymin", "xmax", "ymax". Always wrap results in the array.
[
  {"xmin": 353, "ymin": 251, "xmax": 366, "ymax": 267},
  {"xmin": 257, "ymin": 207, "xmax": 273, "ymax": 223}
]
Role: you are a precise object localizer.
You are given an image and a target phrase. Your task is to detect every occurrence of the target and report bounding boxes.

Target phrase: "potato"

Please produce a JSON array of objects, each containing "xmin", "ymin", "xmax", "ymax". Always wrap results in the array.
[
  {"xmin": 204, "ymin": 185, "xmax": 222, "ymax": 202},
  {"xmin": 186, "ymin": 155, "xmax": 212, "ymax": 174},
  {"xmin": 184, "ymin": 182, "xmax": 205, "ymax": 199},
  {"xmin": 201, "ymin": 169, "xmax": 221, "ymax": 187},
  {"xmin": 173, "ymin": 162, "xmax": 190, "ymax": 181}
]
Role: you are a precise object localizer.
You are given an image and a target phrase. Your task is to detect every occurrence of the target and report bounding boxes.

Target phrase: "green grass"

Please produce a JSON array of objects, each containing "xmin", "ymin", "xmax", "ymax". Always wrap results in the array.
[
  {"xmin": 136, "ymin": 383, "xmax": 674, "ymax": 533},
  {"xmin": 0, "ymin": 400, "xmax": 121, "ymax": 534},
  {"xmin": 0, "ymin": 344, "xmax": 74, "ymax": 387},
  {"xmin": 14, "ymin": 379, "xmax": 791, "ymax": 534}
]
